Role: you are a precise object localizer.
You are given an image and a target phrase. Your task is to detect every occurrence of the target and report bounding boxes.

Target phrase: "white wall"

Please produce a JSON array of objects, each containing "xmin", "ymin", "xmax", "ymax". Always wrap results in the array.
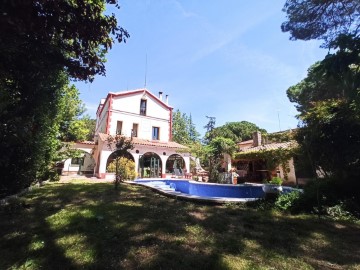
[
  {"xmin": 110, "ymin": 113, "xmax": 170, "ymax": 141},
  {"xmin": 111, "ymin": 92, "xmax": 169, "ymax": 117},
  {"xmin": 110, "ymin": 92, "xmax": 171, "ymax": 141},
  {"xmin": 96, "ymin": 99, "xmax": 110, "ymax": 135},
  {"xmin": 63, "ymin": 152, "xmax": 95, "ymax": 174}
]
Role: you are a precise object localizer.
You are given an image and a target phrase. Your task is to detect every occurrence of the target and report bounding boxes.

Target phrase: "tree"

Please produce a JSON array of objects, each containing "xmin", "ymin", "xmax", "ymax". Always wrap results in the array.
[
  {"xmin": 107, "ymin": 135, "xmax": 134, "ymax": 190},
  {"xmin": 188, "ymin": 114, "xmax": 200, "ymax": 143},
  {"xmin": 287, "ymin": 37, "xmax": 360, "ymax": 114},
  {"xmin": 58, "ymin": 84, "xmax": 86, "ymax": 142},
  {"xmin": 286, "ymin": 35, "xmax": 360, "ymax": 199},
  {"xmin": 0, "ymin": 0, "xmax": 129, "ymax": 82},
  {"xmin": 64, "ymin": 115, "xmax": 96, "ymax": 142},
  {"xmin": 203, "ymin": 116, "xmax": 216, "ymax": 144},
  {"xmin": 0, "ymin": 0, "xmax": 128, "ymax": 196},
  {"xmin": 207, "ymin": 137, "xmax": 236, "ymax": 183},
  {"xmin": 172, "ymin": 110, "xmax": 190, "ymax": 145},
  {"xmin": 211, "ymin": 121, "xmax": 267, "ymax": 143},
  {"xmin": 281, "ymin": 0, "xmax": 360, "ymax": 48},
  {"xmin": 1, "ymin": 70, "xmax": 68, "ymax": 195},
  {"xmin": 80, "ymin": 116, "xmax": 97, "ymax": 141},
  {"xmin": 172, "ymin": 110, "xmax": 200, "ymax": 145}
]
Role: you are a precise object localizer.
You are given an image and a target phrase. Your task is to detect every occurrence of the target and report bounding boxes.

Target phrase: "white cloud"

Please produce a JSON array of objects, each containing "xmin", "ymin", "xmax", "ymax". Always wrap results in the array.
[
  {"xmin": 171, "ymin": 0, "xmax": 198, "ymax": 18},
  {"xmin": 190, "ymin": 8, "xmax": 277, "ymax": 63},
  {"xmin": 226, "ymin": 44, "xmax": 298, "ymax": 83}
]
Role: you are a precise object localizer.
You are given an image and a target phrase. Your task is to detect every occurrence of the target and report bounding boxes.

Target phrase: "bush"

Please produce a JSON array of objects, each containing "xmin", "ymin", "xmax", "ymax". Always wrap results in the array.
[
  {"xmin": 325, "ymin": 202, "xmax": 358, "ymax": 221},
  {"xmin": 39, "ymin": 169, "xmax": 60, "ymax": 182},
  {"xmin": 275, "ymin": 191, "xmax": 301, "ymax": 211},
  {"xmin": 269, "ymin": 177, "xmax": 283, "ymax": 185},
  {"xmin": 107, "ymin": 157, "xmax": 136, "ymax": 180},
  {"xmin": 289, "ymin": 178, "xmax": 360, "ymax": 218}
]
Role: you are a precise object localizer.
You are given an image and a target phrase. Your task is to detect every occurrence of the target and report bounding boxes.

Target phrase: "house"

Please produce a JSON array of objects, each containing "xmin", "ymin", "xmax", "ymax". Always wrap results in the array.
[
  {"xmin": 65, "ymin": 88, "xmax": 190, "ymax": 179},
  {"xmin": 233, "ymin": 131, "xmax": 298, "ymax": 185},
  {"xmin": 62, "ymin": 141, "xmax": 96, "ymax": 175}
]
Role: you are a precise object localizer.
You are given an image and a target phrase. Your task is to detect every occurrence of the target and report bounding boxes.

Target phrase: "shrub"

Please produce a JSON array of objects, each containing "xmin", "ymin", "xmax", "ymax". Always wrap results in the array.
[
  {"xmin": 289, "ymin": 178, "xmax": 360, "ymax": 218},
  {"xmin": 269, "ymin": 177, "xmax": 283, "ymax": 185},
  {"xmin": 325, "ymin": 202, "xmax": 358, "ymax": 221},
  {"xmin": 275, "ymin": 191, "xmax": 301, "ymax": 211},
  {"xmin": 107, "ymin": 157, "xmax": 136, "ymax": 180}
]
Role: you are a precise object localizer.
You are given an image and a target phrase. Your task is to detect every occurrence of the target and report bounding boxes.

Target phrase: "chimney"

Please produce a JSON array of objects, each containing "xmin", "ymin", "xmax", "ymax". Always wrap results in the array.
[
  {"xmin": 159, "ymin": 91, "xmax": 163, "ymax": 101},
  {"xmin": 252, "ymin": 131, "xmax": 262, "ymax": 147},
  {"xmin": 165, "ymin": 94, "xmax": 169, "ymax": 105}
]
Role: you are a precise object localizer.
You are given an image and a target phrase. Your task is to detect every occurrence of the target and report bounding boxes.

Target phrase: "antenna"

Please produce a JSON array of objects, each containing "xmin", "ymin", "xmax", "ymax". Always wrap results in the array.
[{"xmin": 144, "ymin": 53, "xmax": 147, "ymax": 88}]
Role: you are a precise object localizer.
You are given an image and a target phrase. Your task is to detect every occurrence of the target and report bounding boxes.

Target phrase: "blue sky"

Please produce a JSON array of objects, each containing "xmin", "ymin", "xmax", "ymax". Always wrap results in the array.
[{"xmin": 76, "ymin": 0, "xmax": 327, "ymax": 136}]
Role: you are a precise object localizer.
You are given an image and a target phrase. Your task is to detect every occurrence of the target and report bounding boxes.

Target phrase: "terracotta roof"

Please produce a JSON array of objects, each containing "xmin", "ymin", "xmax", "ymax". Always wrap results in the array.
[
  {"xmin": 237, "ymin": 139, "xmax": 253, "ymax": 145},
  {"xmin": 97, "ymin": 133, "xmax": 109, "ymax": 142},
  {"xmin": 97, "ymin": 133, "xmax": 188, "ymax": 149},
  {"xmin": 132, "ymin": 137, "xmax": 188, "ymax": 149},
  {"xmin": 239, "ymin": 141, "xmax": 296, "ymax": 153}
]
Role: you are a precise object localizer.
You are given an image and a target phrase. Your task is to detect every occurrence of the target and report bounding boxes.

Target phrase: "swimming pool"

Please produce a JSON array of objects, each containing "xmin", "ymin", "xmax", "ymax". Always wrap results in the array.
[{"xmin": 132, "ymin": 179, "xmax": 300, "ymax": 203}]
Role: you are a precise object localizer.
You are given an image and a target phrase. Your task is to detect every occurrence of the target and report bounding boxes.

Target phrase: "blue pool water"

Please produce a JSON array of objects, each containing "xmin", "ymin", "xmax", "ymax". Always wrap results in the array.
[{"xmin": 134, "ymin": 179, "xmax": 299, "ymax": 200}]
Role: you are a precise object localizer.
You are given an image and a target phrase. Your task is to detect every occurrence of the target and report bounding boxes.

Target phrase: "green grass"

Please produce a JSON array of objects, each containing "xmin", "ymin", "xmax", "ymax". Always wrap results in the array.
[{"xmin": 1, "ymin": 180, "xmax": 359, "ymax": 270}]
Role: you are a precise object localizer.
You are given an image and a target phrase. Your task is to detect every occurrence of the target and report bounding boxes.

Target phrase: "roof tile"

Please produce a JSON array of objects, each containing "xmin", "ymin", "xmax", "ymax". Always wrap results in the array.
[
  {"xmin": 97, "ymin": 133, "xmax": 188, "ymax": 149},
  {"xmin": 239, "ymin": 141, "xmax": 296, "ymax": 153}
]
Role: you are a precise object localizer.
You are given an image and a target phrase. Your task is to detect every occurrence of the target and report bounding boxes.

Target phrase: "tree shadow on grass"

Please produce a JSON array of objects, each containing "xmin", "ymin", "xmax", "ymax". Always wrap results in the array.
[
  {"xmin": 0, "ymin": 182, "xmax": 231, "ymax": 269},
  {"xmin": 1, "ymin": 182, "xmax": 359, "ymax": 270},
  {"xmin": 193, "ymin": 203, "xmax": 360, "ymax": 269}
]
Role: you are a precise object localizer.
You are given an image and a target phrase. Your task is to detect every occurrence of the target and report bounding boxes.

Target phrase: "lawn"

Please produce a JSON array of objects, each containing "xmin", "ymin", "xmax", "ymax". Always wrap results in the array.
[{"xmin": 1, "ymin": 180, "xmax": 359, "ymax": 270}]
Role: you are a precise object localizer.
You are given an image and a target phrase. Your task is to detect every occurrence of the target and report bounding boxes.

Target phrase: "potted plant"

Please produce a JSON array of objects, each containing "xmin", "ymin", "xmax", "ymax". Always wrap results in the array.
[{"xmin": 262, "ymin": 176, "xmax": 283, "ymax": 194}]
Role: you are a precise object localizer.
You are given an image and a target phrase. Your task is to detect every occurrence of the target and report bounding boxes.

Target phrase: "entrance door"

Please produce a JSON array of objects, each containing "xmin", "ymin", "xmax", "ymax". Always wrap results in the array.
[{"xmin": 139, "ymin": 152, "xmax": 162, "ymax": 178}]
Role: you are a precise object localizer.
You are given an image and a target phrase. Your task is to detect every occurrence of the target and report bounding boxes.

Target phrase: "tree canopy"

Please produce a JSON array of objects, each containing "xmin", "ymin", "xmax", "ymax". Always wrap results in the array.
[
  {"xmin": 0, "ymin": 0, "xmax": 129, "ymax": 82},
  {"xmin": 0, "ymin": 0, "xmax": 128, "ymax": 196},
  {"xmin": 211, "ymin": 121, "xmax": 267, "ymax": 143},
  {"xmin": 284, "ymin": 0, "xmax": 360, "ymax": 202},
  {"xmin": 172, "ymin": 110, "xmax": 200, "ymax": 145},
  {"xmin": 281, "ymin": 0, "xmax": 360, "ymax": 48}
]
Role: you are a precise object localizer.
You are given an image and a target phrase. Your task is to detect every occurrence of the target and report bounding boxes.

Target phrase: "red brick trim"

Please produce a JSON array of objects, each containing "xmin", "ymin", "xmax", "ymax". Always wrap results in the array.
[{"xmin": 105, "ymin": 94, "xmax": 113, "ymax": 134}]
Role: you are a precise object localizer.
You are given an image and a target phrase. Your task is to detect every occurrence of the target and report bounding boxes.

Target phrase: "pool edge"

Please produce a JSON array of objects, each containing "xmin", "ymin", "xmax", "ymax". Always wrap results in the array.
[{"xmin": 125, "ymin": 181, "xmax": 259, "ymax": 204}]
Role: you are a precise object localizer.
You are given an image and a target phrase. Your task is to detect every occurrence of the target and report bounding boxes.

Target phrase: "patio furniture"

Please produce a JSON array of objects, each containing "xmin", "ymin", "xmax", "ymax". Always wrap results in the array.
[{"xmin": 173, "ymin": 168, "xmax": 183, "ymax": 178}]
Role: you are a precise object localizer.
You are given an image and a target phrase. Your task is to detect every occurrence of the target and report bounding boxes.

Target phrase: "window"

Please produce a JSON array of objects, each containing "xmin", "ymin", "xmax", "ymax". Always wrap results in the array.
[
  {"xmin": 116, "ymin": 121, "xmax": 123, "ymax": 135},
  {"xmin": 140, "ymin": 99, "xmax": 147, "ymax": 116},
  {"xmin": 152, "ymin": 127, "xmax": 160, "ymax": 140},
  {"xmin": 132, "ymin": 123, "xmax": 138, "ymax": 137},
  {"xmin": 71, "ymin": 157, "xmax": 83, "ymax": 166}
]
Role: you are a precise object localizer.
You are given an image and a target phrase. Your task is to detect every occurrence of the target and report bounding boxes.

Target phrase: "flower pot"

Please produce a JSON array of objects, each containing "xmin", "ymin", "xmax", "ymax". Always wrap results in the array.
[{"xmin": 233, "ymin": 177, "xmax": 237, "ymax": 185}]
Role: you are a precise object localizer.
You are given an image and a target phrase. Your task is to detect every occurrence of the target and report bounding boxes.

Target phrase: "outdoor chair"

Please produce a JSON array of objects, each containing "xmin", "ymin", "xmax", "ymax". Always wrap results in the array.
[{"xmin": 173, "ymin": 168, "xmax": 183, "ymax": 178}]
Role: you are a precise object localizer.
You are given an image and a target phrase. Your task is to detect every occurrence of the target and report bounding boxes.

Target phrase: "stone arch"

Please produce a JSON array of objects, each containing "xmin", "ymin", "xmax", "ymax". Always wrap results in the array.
[
  {"xmin": 106, "ymin": 150, "xmax": 135, "ymax": 172},
  {"xmin": 139, "ymin": 152, "xmax": 162, "ymax": 178},
  {"xmin": 64, "ymin": 150, "xmax": 95, "ymax": 175},
  {"xmin": 166, "ymin": 154, "xmax": 185, "ymax": 174}
]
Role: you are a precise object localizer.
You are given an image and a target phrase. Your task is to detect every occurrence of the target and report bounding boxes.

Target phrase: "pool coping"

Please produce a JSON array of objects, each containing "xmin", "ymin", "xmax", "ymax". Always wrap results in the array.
[{"xmin": 125, "ymin": 179, "xmax": 260, "ymax": 204}]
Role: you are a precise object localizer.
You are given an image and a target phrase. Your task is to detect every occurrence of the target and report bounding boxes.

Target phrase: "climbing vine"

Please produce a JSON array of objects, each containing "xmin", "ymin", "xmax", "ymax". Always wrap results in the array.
[{"xmin": 234, "ymin": 144, "xmax": 297, "ymax": 180}]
